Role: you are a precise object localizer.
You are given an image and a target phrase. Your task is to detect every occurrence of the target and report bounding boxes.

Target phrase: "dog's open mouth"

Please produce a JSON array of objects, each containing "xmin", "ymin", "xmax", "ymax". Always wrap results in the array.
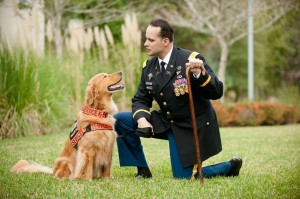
[{"xmin": 108, "ymin": 80, "xmax": 125, "ymax": 91}]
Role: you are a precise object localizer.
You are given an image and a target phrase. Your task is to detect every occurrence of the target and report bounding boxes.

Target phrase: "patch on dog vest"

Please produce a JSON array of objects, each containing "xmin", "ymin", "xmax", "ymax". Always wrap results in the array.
[
  {"xmin": 69, "ymin": 121, "xmax": 79, "ymax": 144},
  {"xmin": 69, "ymin": 121, "xmax": 113, "ymax": 149}
]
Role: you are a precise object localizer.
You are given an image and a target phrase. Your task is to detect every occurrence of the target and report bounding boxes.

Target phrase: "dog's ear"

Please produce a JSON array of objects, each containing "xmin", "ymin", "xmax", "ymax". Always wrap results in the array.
[{"xmin": 85, "ymin": 83, "xmax": 95, "ymax": 106}]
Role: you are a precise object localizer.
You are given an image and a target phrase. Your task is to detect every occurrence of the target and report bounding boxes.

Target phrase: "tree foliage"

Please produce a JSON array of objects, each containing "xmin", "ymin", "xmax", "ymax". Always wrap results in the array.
[
  {"xmin": 145, "ymin": 0, "xmax": 297, "ymax": 101},
  {"xmin": 23, "ymin": 0, "xmax": 300, "ymax": 101},
  {"xmin": 255, "ymin": 7, "xmax": 300, "ymax": 98}
]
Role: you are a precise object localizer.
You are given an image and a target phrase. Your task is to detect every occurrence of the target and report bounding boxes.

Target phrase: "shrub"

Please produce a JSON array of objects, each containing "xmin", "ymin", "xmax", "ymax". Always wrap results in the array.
[
  {"xmin": 212, "ymin": 102, "xmax": 230, "ymax": 126},
  {"xmin": 212, "ymin": 101, "xmax": 299, "ymax": 127},
  {"xmin": 227, "ymin": 103, "xmax": 257, "ymax": 126}
]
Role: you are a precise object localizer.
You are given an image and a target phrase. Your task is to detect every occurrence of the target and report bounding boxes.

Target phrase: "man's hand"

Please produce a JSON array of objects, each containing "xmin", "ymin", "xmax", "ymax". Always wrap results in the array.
[
  {"xmin": 185, "ymin": 58, "xmax": 206, "ymax": 76},
  {"xmin": 137, "ymin": 117, "xmax": 153, "ymax": 129}
]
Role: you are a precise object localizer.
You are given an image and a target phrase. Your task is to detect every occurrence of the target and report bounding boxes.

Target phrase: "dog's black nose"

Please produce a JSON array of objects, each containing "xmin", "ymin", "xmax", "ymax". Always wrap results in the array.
[{"xmin": 119, "ymin": 72, "xmax": 123, "ymax": 75}]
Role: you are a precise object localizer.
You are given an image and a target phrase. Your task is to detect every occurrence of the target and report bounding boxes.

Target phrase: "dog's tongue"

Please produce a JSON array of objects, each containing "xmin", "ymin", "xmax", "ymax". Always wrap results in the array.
[{"xmin": 109, "ymin": 83, "xmax": 125, "ymax": 91}]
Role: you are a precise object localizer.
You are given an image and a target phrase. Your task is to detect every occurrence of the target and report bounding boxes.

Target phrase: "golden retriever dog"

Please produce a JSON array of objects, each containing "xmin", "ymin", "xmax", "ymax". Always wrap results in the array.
[{"xmin": 11, "ymin": 71, "xmax": 124, "ymax": 180}]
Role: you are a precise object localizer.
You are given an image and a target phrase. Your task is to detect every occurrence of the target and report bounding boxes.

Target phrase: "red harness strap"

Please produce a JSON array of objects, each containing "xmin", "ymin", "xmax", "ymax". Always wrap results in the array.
[
  {"xmin": 70, "ymin": 123, "xmax": 113, "ymax": 147},
  {"xmin": 70, "ymin": 106, "xmax": 113, "ymax": 148}
]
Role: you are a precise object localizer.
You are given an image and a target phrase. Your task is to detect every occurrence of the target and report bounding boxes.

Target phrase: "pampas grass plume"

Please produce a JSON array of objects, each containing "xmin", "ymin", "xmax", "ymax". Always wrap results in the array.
[
  {"xmin": 94, "ymin": 26, "xmax": 101, "ymax": 47},
  {"xmin": 46, "ymin": 20, "xmax": 53, "ymax": 43},
  {"xmin": 104, "ymin": 25, "xmax": 114, "ymax": 46}
]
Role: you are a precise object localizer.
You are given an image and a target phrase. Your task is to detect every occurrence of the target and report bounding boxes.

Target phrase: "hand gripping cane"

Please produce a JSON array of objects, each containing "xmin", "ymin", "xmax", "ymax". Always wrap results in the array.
[{"xmin": 186, "ymin": 67, "xmax": 204, "ymax": 184}]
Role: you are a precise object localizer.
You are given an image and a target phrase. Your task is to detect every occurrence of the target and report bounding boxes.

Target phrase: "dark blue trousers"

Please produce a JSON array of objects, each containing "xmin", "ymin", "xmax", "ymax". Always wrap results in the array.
[{"xmin": 115, "ymin": 112, "xmax": 231, "ymax": 179}]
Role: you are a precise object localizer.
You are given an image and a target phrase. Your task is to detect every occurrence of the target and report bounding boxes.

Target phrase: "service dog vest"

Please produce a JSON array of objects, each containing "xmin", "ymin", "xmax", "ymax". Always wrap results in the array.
[{"xmin": 69, "ymin": 106, "xmax": 113, "ymax": 149}]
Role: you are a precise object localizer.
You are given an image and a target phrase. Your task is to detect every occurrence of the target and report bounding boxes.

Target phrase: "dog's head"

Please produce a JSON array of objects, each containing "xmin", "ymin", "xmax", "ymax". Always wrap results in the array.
[{"xmin": 85, "ymin": 72, "xmax": 124, "ymax": 114}]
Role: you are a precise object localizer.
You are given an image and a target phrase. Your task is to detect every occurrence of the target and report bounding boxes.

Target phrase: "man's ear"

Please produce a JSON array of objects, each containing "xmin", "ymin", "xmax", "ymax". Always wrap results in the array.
[{"xmin": 163, "ymin": 38, "xmax": 170, "ymax": 46}]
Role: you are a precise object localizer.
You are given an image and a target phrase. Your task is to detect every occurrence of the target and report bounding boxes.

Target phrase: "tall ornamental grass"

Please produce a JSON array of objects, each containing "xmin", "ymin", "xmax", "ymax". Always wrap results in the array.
[
  {"xmin": 0, "ymin": 43, "xmax": 136, "ymax": 139},
  {"xmin": 0, "ymin": 46, "xmax": 74, "ymax": 139},
  {"xmin": 0, "ymin": 47, "xmax": 40, "ymax": 138}
]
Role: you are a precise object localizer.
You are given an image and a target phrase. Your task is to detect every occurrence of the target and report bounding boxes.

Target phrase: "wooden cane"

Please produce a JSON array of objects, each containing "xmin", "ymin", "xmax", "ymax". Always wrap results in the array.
[{"xmin": 186, "ymin": 67, "xmax": 204, "ymax": 184}]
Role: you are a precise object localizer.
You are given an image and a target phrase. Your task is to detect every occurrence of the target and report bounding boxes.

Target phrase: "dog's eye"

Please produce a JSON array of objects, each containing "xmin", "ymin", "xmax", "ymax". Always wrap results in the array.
[{"xmin": 103, "ymin": 75, "xmax": 107, "ymax": 78}]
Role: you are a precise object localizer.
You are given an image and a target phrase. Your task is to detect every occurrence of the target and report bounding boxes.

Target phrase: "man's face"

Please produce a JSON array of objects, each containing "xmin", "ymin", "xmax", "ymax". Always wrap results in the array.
[{"xmin": 144, "ymin": 25, "xmax": 167, "ymax": 57}]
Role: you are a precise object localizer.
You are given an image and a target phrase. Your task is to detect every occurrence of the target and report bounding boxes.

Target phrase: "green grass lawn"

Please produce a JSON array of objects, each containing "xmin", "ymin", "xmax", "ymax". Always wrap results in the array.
[{"xmin": 1, "ymin": 124, "xmax": 299, "ymax": 198}]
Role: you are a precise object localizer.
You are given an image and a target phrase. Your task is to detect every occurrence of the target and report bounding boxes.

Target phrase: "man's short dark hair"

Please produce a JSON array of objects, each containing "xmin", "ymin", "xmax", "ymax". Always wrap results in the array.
[{"xmin": 149, "ymin": 19, "xmax": 174, "ymax": 42}]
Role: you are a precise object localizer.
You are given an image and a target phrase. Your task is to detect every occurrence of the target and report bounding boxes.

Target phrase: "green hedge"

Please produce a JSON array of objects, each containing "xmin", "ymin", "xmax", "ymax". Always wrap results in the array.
[{"xmin": 212, "ymin": 101, "xmax": 300, "ymax": 127}]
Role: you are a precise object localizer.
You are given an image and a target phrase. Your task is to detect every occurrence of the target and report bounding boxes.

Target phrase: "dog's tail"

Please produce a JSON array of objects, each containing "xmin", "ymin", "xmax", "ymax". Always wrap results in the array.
[{"xmin": 11, "ymin": 160, "xmax": 53, "ymax": 174}]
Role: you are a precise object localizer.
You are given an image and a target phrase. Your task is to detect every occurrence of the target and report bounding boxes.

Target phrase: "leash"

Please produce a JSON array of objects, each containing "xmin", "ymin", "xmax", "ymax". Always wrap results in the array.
[{"xmin": 186, "ymin": 66, "xmax": 204, "ymax": 184}]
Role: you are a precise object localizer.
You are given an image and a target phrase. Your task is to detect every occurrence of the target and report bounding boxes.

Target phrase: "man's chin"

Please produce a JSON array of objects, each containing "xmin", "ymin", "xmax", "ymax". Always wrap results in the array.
[{"xmin": 146, "ymin": 50, "xmax": 153, "ymax": 56}]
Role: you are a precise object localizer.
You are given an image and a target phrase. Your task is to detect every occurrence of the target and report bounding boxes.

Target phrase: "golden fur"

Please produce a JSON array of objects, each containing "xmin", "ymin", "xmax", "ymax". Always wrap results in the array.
[{"xmin": 11, "ymin": 72, "xmax": 124, "ymax": 180}]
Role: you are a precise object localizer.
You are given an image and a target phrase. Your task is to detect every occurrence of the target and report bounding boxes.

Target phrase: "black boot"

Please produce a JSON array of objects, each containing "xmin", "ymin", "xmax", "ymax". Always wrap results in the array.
[
  {"xmin": 134, "ymin": 167, "xmax": 152, "ymax": 178},
  {"xmin": 226, "ymin": 157, "xmax": 243, "ymax": 177}
]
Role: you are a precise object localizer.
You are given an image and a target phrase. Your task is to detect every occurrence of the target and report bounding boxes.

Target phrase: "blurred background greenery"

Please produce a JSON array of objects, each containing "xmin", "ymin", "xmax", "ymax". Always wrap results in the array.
[{"xmin": 0, "ymin": 0, "xmax": 299, "ymax": 138}]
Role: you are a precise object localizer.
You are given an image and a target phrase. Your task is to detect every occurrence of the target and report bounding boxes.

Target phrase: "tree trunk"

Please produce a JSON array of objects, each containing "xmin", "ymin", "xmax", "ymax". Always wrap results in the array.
[{"xmin": 217, "ymin": 37, "xmax": 229, "ymax": 103}]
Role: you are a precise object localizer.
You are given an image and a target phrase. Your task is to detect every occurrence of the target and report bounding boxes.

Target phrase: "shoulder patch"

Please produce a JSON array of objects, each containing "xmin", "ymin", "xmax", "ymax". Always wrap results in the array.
[
  {"xmin": 142, "ymin": 60, "xmax": 148, "ymax": 68},
  {"xmin": 188, "ymin": 51, "xmax": 199, "ymax": 60}
]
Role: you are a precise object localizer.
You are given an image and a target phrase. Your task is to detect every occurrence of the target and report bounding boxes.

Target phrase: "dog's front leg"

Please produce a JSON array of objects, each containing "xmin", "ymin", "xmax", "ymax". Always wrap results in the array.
[
  {"xmin": 74, "ymin": 149, "xmax": 93, "ymax": 180},
  {"xmin": 77, "ymin": 112, "xmax": 115, "ymax": 129},
  {"xmin": 101, "ymin": 161, "xmax": 112, "ymax": 179}
]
